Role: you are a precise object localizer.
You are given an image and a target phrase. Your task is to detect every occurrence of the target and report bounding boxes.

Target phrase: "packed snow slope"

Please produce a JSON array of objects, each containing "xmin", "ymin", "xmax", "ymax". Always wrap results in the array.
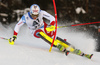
[{"xmin": 0, "ymin": 22, "xmax": 100, "ymax": 65}]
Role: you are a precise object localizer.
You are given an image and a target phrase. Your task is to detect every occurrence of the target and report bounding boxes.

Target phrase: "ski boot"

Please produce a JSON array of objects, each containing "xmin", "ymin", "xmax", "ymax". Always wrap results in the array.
[
  {"xmin": 57, "ymin": 44, "xmax": 66, "ymax": 52},
  {"xmin": 84, "ymin": 54, "xmax": 93, "ymax": 59},
  {"xmin": 57, "ymin": 44, "xmax": 70, "ymax": 56},
  {"xmin": 73, "ymin": 49, "xmax": 84, "ymax": 56},
  {"xmin": 65, "ymin": 50, "xmax": 70, "ymax": 56}
]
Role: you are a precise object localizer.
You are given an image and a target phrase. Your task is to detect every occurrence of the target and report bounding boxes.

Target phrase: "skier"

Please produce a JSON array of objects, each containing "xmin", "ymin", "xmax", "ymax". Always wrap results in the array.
[
  {"xmin": 8, "ymin": 4, "xmax": 55, "ymax": 44},
  {"xmin": 8, "ymin": 4, "xmax": 93, "ymax": 59}
]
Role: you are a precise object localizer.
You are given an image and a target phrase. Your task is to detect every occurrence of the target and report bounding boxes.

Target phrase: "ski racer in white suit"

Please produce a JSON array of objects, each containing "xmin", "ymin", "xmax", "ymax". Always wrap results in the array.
[
  {"xmin": 8, "ymin": 4, "xmax": 93, "ymax": 59},
  {"xmin": 9, "ymin": 4, "xmax": 55, "ymax": 45}
]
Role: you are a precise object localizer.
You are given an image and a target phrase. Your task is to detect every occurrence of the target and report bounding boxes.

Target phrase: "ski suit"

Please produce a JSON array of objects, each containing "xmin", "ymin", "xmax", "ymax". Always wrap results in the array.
[{"xmin": 13, "ymin": 10, "xmax": 55, "ymax": 38}]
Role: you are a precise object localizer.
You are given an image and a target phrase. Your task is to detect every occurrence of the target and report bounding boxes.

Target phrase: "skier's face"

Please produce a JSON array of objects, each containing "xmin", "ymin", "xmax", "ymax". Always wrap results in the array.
[{"xmin": 31, "ymin": 14, "xmax": 38, "ymax": 20}]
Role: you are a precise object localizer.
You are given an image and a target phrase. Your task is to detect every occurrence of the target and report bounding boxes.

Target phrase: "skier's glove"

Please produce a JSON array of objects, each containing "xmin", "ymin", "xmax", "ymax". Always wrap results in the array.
[
  {"xmin": 50, "ymin": 21, "xmax": 55, "ymax": 26},
  {"xmin": 8, "ymin": 35, "xmax": 17, "ymax": 45},
  {"xmin": 46, "ymin": 21, "xmax": 55, "ymax": 32}
]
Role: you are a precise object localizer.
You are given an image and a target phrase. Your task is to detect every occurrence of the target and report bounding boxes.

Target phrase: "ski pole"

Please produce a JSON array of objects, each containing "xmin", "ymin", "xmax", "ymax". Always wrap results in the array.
[
  {"xmin": 0, "ymin": 37, "xmax": 8, "ymax": 40},
  {"xmin": 46, "ymin": 21, "xmax": 100, "ymax": 32}
]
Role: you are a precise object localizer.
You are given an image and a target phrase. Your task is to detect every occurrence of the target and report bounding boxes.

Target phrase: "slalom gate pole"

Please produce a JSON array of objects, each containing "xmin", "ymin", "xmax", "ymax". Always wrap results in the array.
[
  {"xmin": 56, "ymin": 21, "xmax": 100, "ymax": 28},
  {"xmin": 0, "ymin": 37, "xmax": 8, "ymax": 40},
  {"xmin": 71, "ymin": 21, "xmax": 100, "ymax": 26},
  {"xmin": 57, "ymin": 21, "xmax": 100, "ymax": 29},
  {"xmin": 49, "ymin": 0, "xmax": 57, "ymax": 52}
]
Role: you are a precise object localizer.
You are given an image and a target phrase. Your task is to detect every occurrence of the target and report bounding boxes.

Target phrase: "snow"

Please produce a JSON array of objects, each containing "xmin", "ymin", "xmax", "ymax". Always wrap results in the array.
[
  {"xmin": 0, "ymin": 22, "xmax": 100, "ymax": 65},
  {"xmin": 75, "ymin": 7, "xmax": 86, "ymax": 14}
]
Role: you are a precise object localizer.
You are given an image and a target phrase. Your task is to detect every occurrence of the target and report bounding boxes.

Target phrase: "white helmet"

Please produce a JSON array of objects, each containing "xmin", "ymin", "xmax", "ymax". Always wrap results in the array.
[{"xmin": 30, "ymin": 4, "xmax": 40, "ymax": 16}]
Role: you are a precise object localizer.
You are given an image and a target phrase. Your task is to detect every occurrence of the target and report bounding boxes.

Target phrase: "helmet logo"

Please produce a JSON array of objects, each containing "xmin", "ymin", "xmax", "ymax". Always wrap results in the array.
[
  {"xmin": 33, "ymin": 6, "xmax": 38, "ymax": 13},
  {"xmin": 34, "ymin": 6, "xmax": 37, "ymax": 9}
]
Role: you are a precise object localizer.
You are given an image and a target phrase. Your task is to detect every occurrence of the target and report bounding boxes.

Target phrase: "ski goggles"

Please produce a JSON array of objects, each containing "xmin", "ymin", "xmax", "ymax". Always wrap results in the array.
[{"xmin": 31, "ymin": 14, "xmax": 39, "ymax": 18}]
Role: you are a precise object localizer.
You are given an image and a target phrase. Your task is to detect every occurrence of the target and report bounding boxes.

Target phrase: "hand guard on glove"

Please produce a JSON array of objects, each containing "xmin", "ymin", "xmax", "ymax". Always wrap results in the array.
[
  {"xmin": 46, "ymin": 21, "xmax": 56, "ymax": 32},
  {"xmin": 8, "ymin": 35, "xmax": 17, "ymax": 45}
]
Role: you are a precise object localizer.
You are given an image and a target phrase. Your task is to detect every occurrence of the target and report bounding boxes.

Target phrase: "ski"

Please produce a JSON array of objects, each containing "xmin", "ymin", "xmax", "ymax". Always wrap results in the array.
[
  {"xmin": 84, "ymin": 54, "xmax": 93, "ymax": 59},
  {"xmin": 38, "ymin": 32, "xmax": 75, "ymax": 52},
  {"xmin": 38, "ymin": 32, "xmax": 93, "ymax": 59}
]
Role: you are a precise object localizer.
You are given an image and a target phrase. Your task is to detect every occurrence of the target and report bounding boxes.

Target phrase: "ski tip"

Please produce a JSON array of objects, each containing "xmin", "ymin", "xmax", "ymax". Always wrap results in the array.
[
  {"xmin": 85, "ymin": 54, "xmax": 93, "ymax": 59},
  {"xmin": 90, "ymin": 54, "xmax": 93, "ymax": 59}
]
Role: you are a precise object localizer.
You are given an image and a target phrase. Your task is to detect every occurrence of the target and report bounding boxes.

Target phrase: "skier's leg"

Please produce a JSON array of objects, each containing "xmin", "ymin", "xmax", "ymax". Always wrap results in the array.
[
  {"xmin": 38, "ymin": 32, "xmax": 72, "ymax": 55},
  {"xmin": 73, "ymin": 49, "xmax": 93, "ymax": 59},
  {"xmin": 58, "ymin": 37, "xmax": 83, "ymax": 55},
  {"xmin": 37, "ymin": 32, "xmax": 93, "ymax": 59},
  {"xmin": 56, "ymin": 36, "xmax": 93, "ymax": 58},
  {"xmin": 37, "ymin": 31, "xmax": 57, "ymax": 47}
]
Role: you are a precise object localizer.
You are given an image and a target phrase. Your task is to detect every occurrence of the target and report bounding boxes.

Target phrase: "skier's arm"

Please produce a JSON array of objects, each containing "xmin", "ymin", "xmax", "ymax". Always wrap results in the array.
[
  {"xmin": 14, "ymin": 15, "xmax": 25, "ymax": 36},
  {"xmin": 8, "ymin": 15, "xmax": 25, "ymax": 45},
  {"xmin": 42, "ymin": 10, "xmax": 55, "ymax": 25}
]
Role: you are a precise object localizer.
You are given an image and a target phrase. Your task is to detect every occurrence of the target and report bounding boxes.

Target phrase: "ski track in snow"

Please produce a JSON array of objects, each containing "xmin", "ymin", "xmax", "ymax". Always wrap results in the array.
[{"xmin": 0, "ymin": 22, "xmax": 100, "ymax": 65}]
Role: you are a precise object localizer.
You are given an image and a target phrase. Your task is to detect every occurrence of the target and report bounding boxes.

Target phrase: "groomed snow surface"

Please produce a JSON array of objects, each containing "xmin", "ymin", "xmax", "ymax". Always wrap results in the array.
[{"xmin": 0, "ymin": 22, "xmax": 100, "ymax": 65}]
